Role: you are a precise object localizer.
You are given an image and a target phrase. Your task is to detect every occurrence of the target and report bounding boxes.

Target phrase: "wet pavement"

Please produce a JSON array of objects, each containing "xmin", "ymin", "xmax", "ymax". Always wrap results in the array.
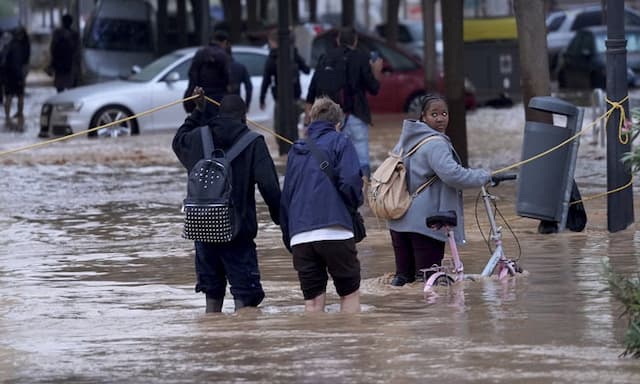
[{"xmin": 1, "ymin": 81, "xmax": 640, "ymax": 383}]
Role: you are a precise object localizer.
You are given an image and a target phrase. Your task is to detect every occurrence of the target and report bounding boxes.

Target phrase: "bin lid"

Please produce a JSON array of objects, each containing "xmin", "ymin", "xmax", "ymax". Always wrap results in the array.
[{"xmin": 529, "ymin": 96, "xmax": 579, "ymax": 117}]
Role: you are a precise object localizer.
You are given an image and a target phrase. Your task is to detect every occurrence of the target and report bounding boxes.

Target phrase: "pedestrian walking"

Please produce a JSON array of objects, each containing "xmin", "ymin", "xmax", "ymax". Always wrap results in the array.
[
  {"xmin": 49, "ymin": 14, "xmax": 81, "ymax": 93},
  {"xmin": 259, "ymin": 29, "xmax": 310, "ymax": 155},
  {"xmin": 0, "ymin": 27, "xmax": 12, "ymax": 116},
  {"xmin": 184, "ymin": 30, "xmax": 231, "ymax": 121},
  {"xmin": 305, "ymin": 27, "xmax": 382, "ymax": 180},
  {"xmin": 172, "ymin": 89, "xmax": 282, "ymax": 313},
  {"xmin": 3, "ymin": 26, "xmax": 30, "ymax": 121},
  {"xmin": 280, "ymin": 97, "xmax": 364, "ymax": 313},
  {"xmin": 387, "ymin": 94, "xmax": 491, "ymax": 286}
]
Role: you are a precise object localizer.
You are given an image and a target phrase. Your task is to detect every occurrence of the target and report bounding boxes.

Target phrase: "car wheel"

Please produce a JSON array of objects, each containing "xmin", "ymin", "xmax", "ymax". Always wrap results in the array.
[
  {"xmin": 405, "ymin": 93, "xmax": 426, "ymax": 116},
  {"xmin": 89, "ymin": 105, "xmax": 139, "ymax": 138}
]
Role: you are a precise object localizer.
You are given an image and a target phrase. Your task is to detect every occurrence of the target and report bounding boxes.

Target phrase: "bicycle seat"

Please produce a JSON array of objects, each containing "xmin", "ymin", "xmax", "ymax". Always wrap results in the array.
[{"xmin": 426, "ymin": 210, "xmax": 457, "ymax": 229}]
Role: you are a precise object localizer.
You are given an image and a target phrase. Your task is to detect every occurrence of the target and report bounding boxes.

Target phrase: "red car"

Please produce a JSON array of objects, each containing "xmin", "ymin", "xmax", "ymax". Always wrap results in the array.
[{"xmin": 310, "ymin": 29, "xmax": 476, "ymax": 114}]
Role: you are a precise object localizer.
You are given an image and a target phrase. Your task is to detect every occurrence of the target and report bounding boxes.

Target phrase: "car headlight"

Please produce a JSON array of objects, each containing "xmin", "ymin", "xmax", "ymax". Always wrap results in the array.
[{"xmin": 54, "ymin": 102, "xmax": 83, "ymax": 112}]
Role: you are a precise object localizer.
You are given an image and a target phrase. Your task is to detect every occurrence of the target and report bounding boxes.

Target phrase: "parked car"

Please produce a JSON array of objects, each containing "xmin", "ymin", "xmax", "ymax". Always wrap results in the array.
[
  {"xmin": 557, "ymin": 26, "xmax": 640, "ymax": 89},
  {"xmin": 546, "ymin": 5, "xmax": 640, "ymax": 76},
  {"xmin": 311, "ymin": 28, "xmax": 476, "ymax": 114},
  {"xmin": 40, "ymin": 46, "xmax": 311, "ymax": 137},
  {"xmin": 373, "ymin": 20, "xmax": 442, "ymax": 63}
]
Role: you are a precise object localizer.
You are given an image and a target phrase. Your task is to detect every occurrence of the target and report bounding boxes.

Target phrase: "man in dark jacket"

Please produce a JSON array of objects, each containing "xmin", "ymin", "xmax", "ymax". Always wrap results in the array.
[
  {"xmin": 305, "ymin": 27, "xmax": 382, "ymax": 179},
  {"xmin": 260, "ymin": 29, "xmax": 310, "ymax": 155},
  {"xmin": 184, "ymin": 30, "xmax": 230, "ymax": 120},
  {"xmin": 280, "ymin": 97, "xmax": 363, "ymax": 313},
  {"xmin": 172, "ymin": 90, "xmax": 282, "ymax": 313},
  {"xmin": 227, "ymin": 45, "xmax": 252, "ymax": 110}
]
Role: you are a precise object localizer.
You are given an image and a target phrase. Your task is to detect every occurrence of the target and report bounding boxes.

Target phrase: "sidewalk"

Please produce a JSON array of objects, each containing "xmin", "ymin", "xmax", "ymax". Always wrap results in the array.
[{"xmin": 26, "ymin": 69, "xmax": 53, "ymax": 87}]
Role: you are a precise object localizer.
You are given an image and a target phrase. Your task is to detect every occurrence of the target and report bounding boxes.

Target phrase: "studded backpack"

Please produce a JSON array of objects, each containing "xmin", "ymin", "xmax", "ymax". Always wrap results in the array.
[{"xmin": 182, "ymin": 126, "xmax": 259, "ymax": 243}]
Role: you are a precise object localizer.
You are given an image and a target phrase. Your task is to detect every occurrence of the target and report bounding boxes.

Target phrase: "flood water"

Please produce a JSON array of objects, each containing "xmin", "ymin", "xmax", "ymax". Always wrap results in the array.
[{"xmin": 1, "ymin": 98, "xmax": 640, "ymax": 383}]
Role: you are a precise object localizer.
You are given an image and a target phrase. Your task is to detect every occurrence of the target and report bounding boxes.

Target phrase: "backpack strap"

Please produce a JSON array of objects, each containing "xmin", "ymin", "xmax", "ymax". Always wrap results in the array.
[
  {"xmin": 225, "ymin": 131, "xmax": 260, "ymax": 161},
  {"xmin": 403, "ymin": 135, "xmax": 442, "ymax": 196},
  {"xmin": 200, "ymin": 126, "xmax": 214, "ymax": 159}
]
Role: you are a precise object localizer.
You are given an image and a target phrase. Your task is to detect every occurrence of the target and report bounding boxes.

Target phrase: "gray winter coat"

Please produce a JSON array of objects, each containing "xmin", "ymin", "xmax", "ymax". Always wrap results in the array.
[{"xmin": 387, "ymin": 119, "xmax": 491, "ymax": 243}]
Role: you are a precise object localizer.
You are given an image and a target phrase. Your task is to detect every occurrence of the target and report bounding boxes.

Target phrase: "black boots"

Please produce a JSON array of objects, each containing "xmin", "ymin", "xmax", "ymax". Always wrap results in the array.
[{"xmin": 390, "ymin": 274, "xmax": 416, "ymax": 287}]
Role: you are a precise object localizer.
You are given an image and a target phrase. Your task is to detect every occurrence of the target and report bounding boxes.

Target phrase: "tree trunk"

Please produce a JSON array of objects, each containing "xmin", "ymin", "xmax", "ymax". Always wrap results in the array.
[
  {"xmin": 422, "ymin": 0, "xmax": 438, "ymax": 91},
  {"xmin": 441, "ymin": 0, "xmax": 468, "ymax": 166},
  {"xmin": 513, "ymin": 0, "xmax": 552, "ymax": 124},
  {"xmin": 292, "ymin": 0, "xmax": 300, "ymax": 25},
  {"xmin": 191, "ymin": 0, "xmax": 209, "ymax": 45},
  {"xmin": 157, "ymin": 0, "xmax": 168, "ymax": 54},
  {"xmin": 222, "ymin": 0, "xmax": 243, "ymax": 43},
  {"xmin": 342, "ymin": 0, "xmax": 355, "ymax": 27},
  {"xmin": 247, "ymin": 0, "xmax": 259, "ymax": 33},
  {"xmin": 260, "ymin": 0, "xmax": 270, "ymax": 21},
  {"xmin": 385, "ymin": 0, "xmax": 400, "ymax": 47},
  {"xmin": 309, "ymin": 0, "xmax": 317, "ymax": 22},
  {"xmin": 177, "ymin": 0, "xmax": 188, "ymax": 47}
]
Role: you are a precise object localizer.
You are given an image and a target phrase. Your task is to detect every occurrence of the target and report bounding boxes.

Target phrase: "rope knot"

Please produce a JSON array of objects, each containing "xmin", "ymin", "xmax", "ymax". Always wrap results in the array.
[{"xmin": 605, "ymin": 95, "xmax": 630, "ymax": 144}]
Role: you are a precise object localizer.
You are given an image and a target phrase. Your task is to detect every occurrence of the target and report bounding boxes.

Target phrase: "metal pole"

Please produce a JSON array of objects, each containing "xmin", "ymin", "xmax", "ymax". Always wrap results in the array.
[
  {"xmin": 276, "ymin": 0, "xmax": 295, "ymax": 155},
  {"xmin": 606, "ymin": 0, "xmax": 634, "ymax": 232}
]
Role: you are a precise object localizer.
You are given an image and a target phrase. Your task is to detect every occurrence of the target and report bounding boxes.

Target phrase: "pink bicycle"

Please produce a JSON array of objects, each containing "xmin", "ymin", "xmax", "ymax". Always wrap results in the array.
[{"xmin": 421, "ymin": 174, "xmax": 522, "ymax": 291}]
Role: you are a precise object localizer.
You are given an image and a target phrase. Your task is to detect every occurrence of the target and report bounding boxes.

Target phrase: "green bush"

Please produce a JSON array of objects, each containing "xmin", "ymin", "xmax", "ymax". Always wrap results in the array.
[{"xmin": 603, "ymin": 257, "xmax": 640, "ymax": 358}]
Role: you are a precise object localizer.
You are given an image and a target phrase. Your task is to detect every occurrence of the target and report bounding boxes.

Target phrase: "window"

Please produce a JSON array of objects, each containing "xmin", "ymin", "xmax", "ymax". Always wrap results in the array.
[
  {"xmin": 233, "ymin": 52, "xmax": 267, "ymax": 77},
  {"xmin": 85, "ymin": 18, "xmax": 153, "ymax": 51},
  {"xmin": 546, "ymin": 13, "xmax": 566, "ymax": 32},
  {"xmin": 162, "ymin": 58, "xmax": 191, "ymax": 81},
  {"xmin": 571, "ymin": 11, "xmax": 603, "ymax": 31},
  {"xmin": 365, "ymin": 39, "xmax": 418, "ymax": 72},
  {"xmin": 128, "ymin": 53, "xmax": 183, "ymax": 82}
]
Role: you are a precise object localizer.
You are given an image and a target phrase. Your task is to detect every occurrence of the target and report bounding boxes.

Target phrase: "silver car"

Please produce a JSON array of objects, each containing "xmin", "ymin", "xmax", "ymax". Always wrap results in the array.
[{"xmin": 40, "ymin": 46, "xmax": 311, "ymax": 137}]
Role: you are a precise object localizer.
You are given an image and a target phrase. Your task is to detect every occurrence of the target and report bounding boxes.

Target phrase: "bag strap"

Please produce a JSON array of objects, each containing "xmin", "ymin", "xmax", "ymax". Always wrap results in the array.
[
  {"xmin": 226, "ymin": 131, "xmax": 260, "ymax": 162},
  {"xmin": 402, "ymin": 135, "xmax": 442, "ymax": 197},
  {"xmin": 402, "ymin": 135, "xmax": 441, "ymax": 159},
  {"xmin": 200, "ymin": 126, "xmax": 214, "ymax": 159},
  {"xmin": 305, "ymin": 137, "xmax": 357, "ymax": 216}
]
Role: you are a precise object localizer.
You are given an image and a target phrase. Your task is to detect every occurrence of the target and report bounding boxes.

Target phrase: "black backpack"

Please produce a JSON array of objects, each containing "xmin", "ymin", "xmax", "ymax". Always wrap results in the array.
[
  {"xmin": 182, "ymin": 126, "xmax": 259, "ymax": 243},
  {"xmin": 313, "ymin": 49, "xmax": 351, "ymax": 108}
]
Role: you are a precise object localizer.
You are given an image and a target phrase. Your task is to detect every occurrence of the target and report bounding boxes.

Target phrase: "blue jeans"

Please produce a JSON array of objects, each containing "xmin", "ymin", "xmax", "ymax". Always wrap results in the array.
[
  {"xmin": 194, "ymin": 239, "xmax": 265, "ymax": 307},
  {"xmin": 341, "ymin": 115, "xmax": 370, "ymax": 177}
]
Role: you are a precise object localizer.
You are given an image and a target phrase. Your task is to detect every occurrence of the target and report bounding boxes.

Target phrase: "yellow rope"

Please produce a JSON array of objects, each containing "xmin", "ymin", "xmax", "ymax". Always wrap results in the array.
[
  {"xmin": 605, "ymin": 95, "xmax": 630, "ymax": 144},
  {"xmin": 204, "ymin": 96, "xmax": 294, "ymax": 145},
  {"xmin": 0, "ymin": 95, "xmax": 199, "ymax": 157},
  {"xmin": 570, "ymin": 177, "xmax": 634, "ymax": 205}
]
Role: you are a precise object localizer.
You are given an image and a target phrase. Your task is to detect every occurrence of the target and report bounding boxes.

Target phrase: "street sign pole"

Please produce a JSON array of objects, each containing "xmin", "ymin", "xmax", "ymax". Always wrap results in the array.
[{"xmin": 606, "ymin": 0, "xmax": 634, "ymax": 232}]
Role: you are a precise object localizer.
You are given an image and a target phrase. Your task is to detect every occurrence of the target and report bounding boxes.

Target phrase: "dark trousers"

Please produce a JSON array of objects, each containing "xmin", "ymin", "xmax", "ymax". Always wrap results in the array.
[
  {"xmin": 194, "ymin": 238, "xmax": 265, "ymax": 307},
  {"xmin": 389, "ymin": 230, "xmax": 445, "ymax": 278}
]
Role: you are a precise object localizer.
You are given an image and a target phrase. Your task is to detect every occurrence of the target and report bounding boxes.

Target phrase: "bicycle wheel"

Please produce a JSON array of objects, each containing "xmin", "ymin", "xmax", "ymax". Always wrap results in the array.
[{"xmin": 432, "ymin": 275, "xmax": 455, "ymax": 286}]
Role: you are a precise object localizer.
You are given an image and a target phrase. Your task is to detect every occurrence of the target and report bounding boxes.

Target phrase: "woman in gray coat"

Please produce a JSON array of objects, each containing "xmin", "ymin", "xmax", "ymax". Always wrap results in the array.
[{"xmin": 388, "ymin": 94, "xmax": 491, "ymax": 286}]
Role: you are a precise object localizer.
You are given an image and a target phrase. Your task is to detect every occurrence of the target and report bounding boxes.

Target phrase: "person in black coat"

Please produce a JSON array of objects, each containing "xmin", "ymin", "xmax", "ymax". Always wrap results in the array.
[
  {"xmin": 3, "ymin": 26, "xmax": 30, "ymax": 121},
  {"xmin": 259, "ymin": 29, "xmax": 310, "ymax": 156},
  {"xmin": 172, "ymin": 89, "xmax": 282, "ymax": 313}
]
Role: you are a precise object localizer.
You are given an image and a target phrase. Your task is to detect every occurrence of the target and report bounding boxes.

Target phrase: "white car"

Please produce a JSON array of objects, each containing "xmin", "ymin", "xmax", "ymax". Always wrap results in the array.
[{"xmin": 40, "ymin": 45, "xmax": 311, "ymax": 137}]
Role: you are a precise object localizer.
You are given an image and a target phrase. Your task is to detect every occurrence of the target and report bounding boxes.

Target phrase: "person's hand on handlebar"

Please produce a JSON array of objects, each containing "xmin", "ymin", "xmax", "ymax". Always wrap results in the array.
[{"xmin": 490, "ymin": 173, "xmax": 518, "ymax": 187}]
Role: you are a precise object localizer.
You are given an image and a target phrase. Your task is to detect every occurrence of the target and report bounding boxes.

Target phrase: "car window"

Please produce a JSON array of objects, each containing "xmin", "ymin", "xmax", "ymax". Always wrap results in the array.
[
  {"xmin": 594, "ymin": 33, "xmax": 607, "ymax": 54},
  {"xmin": 365, "ymin": 39, "xmax": 418, "ymax": 71},
  {"xmin": 624, "ymin": 11, "xmax": 640, "ymax": 26},
  {"xmin": 129, "ymin": 52, "xmax": 183, "ymax": 82},
  {"xmin": 546, "ymin": 13, "xmax": 566, "ymax": 32},
  {"xmin": 84, "ymin": 18, "xmax": 153, "ymax": 51},
  {"xmin": 571, "ymin": 11, "xmax": 603, "ymax": 31},
  {"xmin": 580, "ymin": 31, "xmax": 596, "ymax": 53},
  {"xmin": 233, "ymin": 52, "xmax": 267, "ymax": 77},
  {"xmin": 161, "ymin": 58, "xmax": 191, "ymax": 81}
]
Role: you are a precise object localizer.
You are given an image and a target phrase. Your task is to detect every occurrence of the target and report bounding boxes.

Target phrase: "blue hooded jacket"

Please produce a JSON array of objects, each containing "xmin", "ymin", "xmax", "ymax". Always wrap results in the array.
[{"xmin": 280, "ymin": 120, "xmax": 363, "ymax": 250}]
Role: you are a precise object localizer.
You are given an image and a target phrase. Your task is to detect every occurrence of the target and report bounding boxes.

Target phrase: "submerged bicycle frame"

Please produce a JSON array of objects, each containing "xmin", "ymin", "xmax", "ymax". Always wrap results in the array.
[{"xmin": 422, "ymin": 174, "xmax": 520, "ymax": 291}]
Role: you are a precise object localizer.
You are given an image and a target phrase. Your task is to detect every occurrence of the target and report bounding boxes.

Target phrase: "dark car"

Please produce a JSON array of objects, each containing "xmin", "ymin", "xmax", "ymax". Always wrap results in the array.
[
  {"xmin": 546, "ymin": 5, "xmax": 640, "ymax": 76},
  {"xmin": 311, "ymin": 28, "xmax": 476, "ymax": 114},
  {"xmin": 557, "ymin": 26, "xmax": 640, "ymax": 89}
]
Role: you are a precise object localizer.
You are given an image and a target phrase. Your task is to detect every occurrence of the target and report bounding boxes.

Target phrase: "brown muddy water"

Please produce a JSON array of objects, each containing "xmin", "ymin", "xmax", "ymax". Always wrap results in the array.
[{"xmin": 1, "ymin": 103, "xmax": 640, "ymax": 383}]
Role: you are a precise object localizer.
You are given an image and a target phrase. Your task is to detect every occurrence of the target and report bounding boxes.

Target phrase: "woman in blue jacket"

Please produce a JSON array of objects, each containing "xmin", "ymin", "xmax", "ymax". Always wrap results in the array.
[{"xmin": 280, "ymin": 97, "xmax": 363, "ymax": 313}]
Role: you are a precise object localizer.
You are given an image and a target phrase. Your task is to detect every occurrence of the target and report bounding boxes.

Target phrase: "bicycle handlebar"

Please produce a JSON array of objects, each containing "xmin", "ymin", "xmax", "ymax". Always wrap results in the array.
[{"xmin": 490, "ymin": 173, "xmax": 517, "ymax": 187}]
